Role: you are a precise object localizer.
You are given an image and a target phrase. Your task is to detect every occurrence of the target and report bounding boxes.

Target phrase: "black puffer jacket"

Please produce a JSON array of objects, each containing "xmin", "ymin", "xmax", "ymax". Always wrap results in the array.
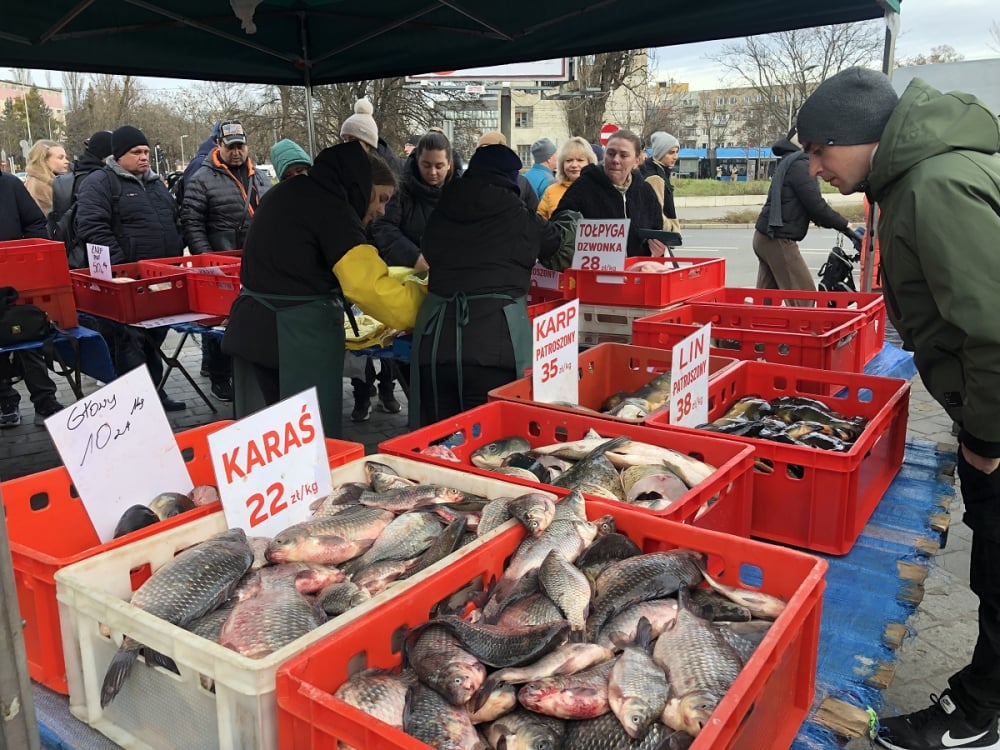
[
  {"xmin": 638, "ymin": 158, "xmax": 676, "ymax": 220},
  {"xmin": 371, "ymin": 156, "xmax": 446, "ymax": 266},
  {"xmin": 74, "ymin": 160, "xmax": 182, "ymax": 264},
  {"xmin": 555, "ymin": 165, "xmax": 663, "ymax": 256},
  {"xmin": 49, "ymin": 151, "xmax": 109, "ymax": 238},
  {"xmin": 419, "ymin": 167, "xmax": 561, "ymax": 368},
  {"xmin": 754, "ymin": 138, "xmax": 849, "ymax": 240},
  {"xmin": 0, "ymin": 172, "xmax": 46, "ymax": 241},
  {"xmin": 180, "ymin": 148, "xmax": 270, "ymax": 253}
]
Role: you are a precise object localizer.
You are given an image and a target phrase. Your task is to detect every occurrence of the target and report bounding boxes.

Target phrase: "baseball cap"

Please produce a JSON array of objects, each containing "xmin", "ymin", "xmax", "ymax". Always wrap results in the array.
[{"xmin": 218, "ymin": 120, "xmax": 248, "ymax": 147}]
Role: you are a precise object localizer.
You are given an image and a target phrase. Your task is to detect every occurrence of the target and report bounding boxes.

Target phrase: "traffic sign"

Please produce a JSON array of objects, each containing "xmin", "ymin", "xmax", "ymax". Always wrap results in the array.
[{"xmin": 599, "ymin": 123, "xmax": 619, "ymax": 146}]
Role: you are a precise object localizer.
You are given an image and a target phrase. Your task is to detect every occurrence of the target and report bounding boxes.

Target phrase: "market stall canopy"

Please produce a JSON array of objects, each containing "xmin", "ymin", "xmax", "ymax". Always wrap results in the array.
[{"xmin": 1, "ymin": 0, "xmax": 890, "ymax": 86}]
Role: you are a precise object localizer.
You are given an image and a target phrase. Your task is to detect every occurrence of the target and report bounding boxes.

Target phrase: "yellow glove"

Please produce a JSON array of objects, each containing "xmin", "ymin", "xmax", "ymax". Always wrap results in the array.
[{"xmin": 333, "ymin": 244, "xmax": 427, "ymax": 331}]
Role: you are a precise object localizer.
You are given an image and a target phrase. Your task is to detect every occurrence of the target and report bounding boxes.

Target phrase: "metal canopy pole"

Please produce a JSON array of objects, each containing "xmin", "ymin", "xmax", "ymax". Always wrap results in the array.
[
  {"xmin": 299, "ymin": 12, "xmax": 317, "ymax": 156},
  {"xmin": 0, "ymin": 486, "xmax": 40, "ymax": 750}
]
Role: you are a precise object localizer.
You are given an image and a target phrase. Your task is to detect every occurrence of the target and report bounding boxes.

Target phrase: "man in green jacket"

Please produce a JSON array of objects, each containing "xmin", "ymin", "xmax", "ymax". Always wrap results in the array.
[{"xmin": 798, "ymin": 67, "xmax": 1000, "ymax": 750}]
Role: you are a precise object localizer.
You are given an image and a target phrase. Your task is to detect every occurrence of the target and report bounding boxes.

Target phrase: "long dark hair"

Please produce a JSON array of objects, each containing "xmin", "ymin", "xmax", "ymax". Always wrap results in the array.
[
  {"xmin": 368, "ymin": 151, "xmax": 397, "ymax": 189},
  {"xmin": 415, "ymin": 132, "xmax": 456, "ymax": 184}
]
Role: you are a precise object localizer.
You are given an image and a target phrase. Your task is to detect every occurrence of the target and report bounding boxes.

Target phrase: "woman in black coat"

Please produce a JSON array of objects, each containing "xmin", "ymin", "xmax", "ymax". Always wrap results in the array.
[
  {"xmin": 555, "ymin": 129, "xmax": 665, "ymax": 257},
  {"xmin": 412, "ymin": 144, "xmax": 561, "ymax": 427}
]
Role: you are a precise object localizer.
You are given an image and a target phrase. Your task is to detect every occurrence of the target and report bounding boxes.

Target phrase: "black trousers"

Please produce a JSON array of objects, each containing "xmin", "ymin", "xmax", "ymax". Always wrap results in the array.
[
  {"xmin": 85, "ymin": 317, "xmax": 167, "ymax": 390},
  {"xmin": 949, "ymin": 448, "xmax": 1000, "ymax": 726},
  {"xmin": 201, "ymin": 335, "xmax": 231, "ymax": 383},
  {"xmin": 0, "ymin": 350, "xmax": 58, "ymax": 406},
  {"xmin": 418, "ymin": 363, "xmax": 513, "ymax": 427}
]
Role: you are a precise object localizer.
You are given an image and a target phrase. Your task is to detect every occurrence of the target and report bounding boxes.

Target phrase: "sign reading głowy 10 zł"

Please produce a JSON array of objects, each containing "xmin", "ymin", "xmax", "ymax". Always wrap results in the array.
[
  {"xmin": 669, "ymin": 324, "xmax": 711, "ymax": 427},
  {"xmin": 208, "ymin": 388, "xmax": 332, "ymax": 538},
  {"xmin": 532, "ymin": 299, "xmax": 580, "ymax": 405}
]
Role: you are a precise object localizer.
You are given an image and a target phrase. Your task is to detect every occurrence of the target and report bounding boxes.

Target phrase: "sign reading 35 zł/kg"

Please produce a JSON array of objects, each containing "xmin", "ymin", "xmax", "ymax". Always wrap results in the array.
[
  {"xmin": 669, "ymin": 323, "xmax": 711, "ymax": 427},
  {"xmin": 208, "ymin": 388, "xmax": 332, "ymax": 538},
  {"xmin": 533, "ymin": 299, "xmax": 580, "ymax": 405}
]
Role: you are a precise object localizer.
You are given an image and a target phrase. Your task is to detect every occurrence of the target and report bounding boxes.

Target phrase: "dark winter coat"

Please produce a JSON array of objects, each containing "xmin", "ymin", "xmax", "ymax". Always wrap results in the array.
[
  {"xmin": 638, "ymin": 158, "xmax": 677, "ymax": 220},
  {"xmin": 74, "ymin": 160, "xmax": 183, "ymax": 264},
  {"xmin": 554, "ymin": 165, "xmax": 663, "ymax": 256},
  {"xmin": 370, "ymin": 156, "xmax": 446, "ymax": 266},
  {"xmin": 50, "ymin": 150, "xmax": 110, "ymax": 236},
  {"xmin": 180, "ymin": 148, "xmax": 270, "ymax": 253},
  {"xmin": 0, "ymin": 172, "xmax": 47, "ymax": 241},
  {"xmin": 418, "ymin": 167, "xmax": 561, "ymax": 368},
  {"xmin": 182, "ymin": 136, "xmax": 216, "ymax": 184},
  {"xmin": 754, "ymin": 138, "xmax": 849, "ymax": 241}
]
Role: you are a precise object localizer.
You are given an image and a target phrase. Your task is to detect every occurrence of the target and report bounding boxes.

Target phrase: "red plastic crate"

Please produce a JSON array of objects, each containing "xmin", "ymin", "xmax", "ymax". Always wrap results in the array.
[
  {"xmin": 0, "ymin": 238, "xmax": 72, "ymax": 291},
  {"xmin": 70, "ymin": 262, "xmax": 190, "ymax": 323},
  {"xmin": 632, "ymin": 302, "xmax": 866, "ymax": 373},
  {"xmin": 562, "ymin": 256, "xmax": 725, "ymax": 307},
  {"xmin": 525, "ymin": 299, "xmax": 562, "ymax": 320},
  {"xmin": 488, "ymin": 342, "xmax": 738, "ymax": 425},
  {"xmin": 380, "ymin": 400, "xmax": 754, "ymax": 537},
  {"xmin": 1, "ymin": 423, "xmax": 363, "ymax": 694},
  {"xmin": 688, "ymin": 287, "xmax": 886, "ymax": 367},
  {"xmin": 137, "ymin": 254, "xmax": 242, "ymax": 274},
  {"xmin": 275, "ymin": 502, "xmax": 827, "ymax": 750},
  {"xmin": 19, "ymin": 285, "xmax": 79, "ymax": 329},
  {"xmin": 187, "ymin": 268, "xmax": 241, "ymax": 317},
  {"xmin": 646, "ymin": 360, "xmax": 910, "ymax": 554}
]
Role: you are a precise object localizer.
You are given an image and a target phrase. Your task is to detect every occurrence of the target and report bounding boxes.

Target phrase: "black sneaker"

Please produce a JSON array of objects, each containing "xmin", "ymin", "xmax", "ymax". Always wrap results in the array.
[
  {"xmin": 211, "ymin": 380, "xmax": 234, "ymax": 402},
  {"xmin": 377, "ymin": 386, "xmax": 401, "ymax": 414},
  {"xmin": 876, "ymin": 692, "xmax": 1000, "ymax": 750},
  {"xmin": 33, "ymin": 399, "xmax": 64, "ymax": 426},
  {"xmin": 158, "ymin": 392, "xmax": 187, "ymax": 412},
  {"xmin": 0, "ymin": 400, "xmax": 20, "ymax": 428},
  {"xmin": 351, "ymin": 396, "xmax": 372, "ymax": 423}
]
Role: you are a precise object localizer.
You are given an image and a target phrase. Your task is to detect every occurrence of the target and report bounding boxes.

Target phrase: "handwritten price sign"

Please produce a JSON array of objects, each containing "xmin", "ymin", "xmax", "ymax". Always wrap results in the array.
[
  {"xmin": 532, "ymin": 299, "xmax": 580, "ymax": 405},
  {"xmin": 572, "ymin": 219, "xmax": 628, "ymax": 272},
  {"xmin": 45, "ymin": 366, "xmax": 192, "ymax": 542},
  {"xmin": 86, "ymin": 243, "xmax": 112, "ymax": 281},
  {"xmin": 208, "ymin": 388, "xmax": 331, "ymax": 538},
  {"xmin": 669, "ymin": 324, "xmax": 711, "ymax": 427}
]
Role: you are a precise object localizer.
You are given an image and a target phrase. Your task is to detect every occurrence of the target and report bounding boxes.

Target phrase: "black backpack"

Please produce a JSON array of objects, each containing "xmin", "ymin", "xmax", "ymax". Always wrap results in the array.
[{"xmin": 57, "ymin": 172, "xmax": 123, "ymax": 269}]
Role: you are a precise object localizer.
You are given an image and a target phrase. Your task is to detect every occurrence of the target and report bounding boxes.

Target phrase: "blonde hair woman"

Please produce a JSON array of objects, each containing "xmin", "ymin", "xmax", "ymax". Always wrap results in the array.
[
  {"xmin": 24, "ymin": 139, "xmax": 70, "ymax": 216},
  {"xmin": 536, "ymin": 136, "xmax": 596, "ymax": 219}
]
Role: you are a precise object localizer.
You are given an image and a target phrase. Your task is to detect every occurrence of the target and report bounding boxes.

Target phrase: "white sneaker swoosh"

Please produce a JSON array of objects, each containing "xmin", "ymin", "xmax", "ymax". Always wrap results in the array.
[{"xmin": 942, "ymin": 729, "xmax": 989, "ymax": 747}]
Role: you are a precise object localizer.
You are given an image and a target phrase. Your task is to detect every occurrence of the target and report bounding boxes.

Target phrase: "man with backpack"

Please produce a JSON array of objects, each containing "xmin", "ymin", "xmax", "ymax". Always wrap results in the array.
[
  {"xmin": 181, "ymin": 119, "xmax": 270, "ymax": 402},
  {"xmin": 74, "ymin": 125, "xmax": 187, "ymax": 411},
  {"xmin": 49, "ymin": 130, "xmax": 113, "ymax": 265}
]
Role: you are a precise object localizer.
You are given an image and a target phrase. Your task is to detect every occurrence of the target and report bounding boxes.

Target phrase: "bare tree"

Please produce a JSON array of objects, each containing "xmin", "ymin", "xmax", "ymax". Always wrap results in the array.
[
  {"xmin": 896, "ymin": 45, "xmax": 965, "ymax": 67},
  {"xmin": 711, "ymin": 22, "xmax": 883, "ymax": 136},
  {"xmin": 562, "ymin": 50, "xmax": 646, "ymax": 141}
]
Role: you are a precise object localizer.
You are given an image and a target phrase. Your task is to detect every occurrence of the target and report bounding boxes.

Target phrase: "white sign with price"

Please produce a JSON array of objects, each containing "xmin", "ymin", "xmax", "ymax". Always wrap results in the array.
[
  {"xmin": 45, "ymin": 366, "xmax": 193, "ymax": 543},
  {"xmin": 86, "ymin": 243, "xmax": 112, "ymax": 281},
  {"xmin": 208, "ymin": 388, "xmax": 332, "ymax": 538},
  {"xmin": 669, "ymin": 323, "xmax": 711, "ymax": 427},
  {"xmin": 530, "ymin": 263, "xmax": 560, "ymax": 291},
  {"xmin": 532, "ymin": 299, "xmax": 579, "ymax": 405},
  {"xmin": 572, "ymin": 219, "xmax": 629, "ymax": 272}
]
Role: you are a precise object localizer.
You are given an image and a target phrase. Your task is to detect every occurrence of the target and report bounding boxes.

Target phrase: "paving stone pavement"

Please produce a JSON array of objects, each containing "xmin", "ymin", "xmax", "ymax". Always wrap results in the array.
[{"xmin": 0, "ymin": 330, "xmax": 975, "ymax": 747}]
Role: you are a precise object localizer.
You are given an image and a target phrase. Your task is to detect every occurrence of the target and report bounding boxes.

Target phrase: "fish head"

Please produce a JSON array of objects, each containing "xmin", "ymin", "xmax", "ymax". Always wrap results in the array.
[
  {"xmin": 265, "ymin": 526, "xmax": 308, "ymax": 563},
  {"xmin": 678, "ymin": 689, "xmax": 722, "ymax": 736},
  {"xmin": 592, "ymin": 515, "xmax": 616, "ymax": 537},
  {"xmin": 620, "ymin": 696, "xmax": 658, "ymax": 739},
  {"xmin": 471, "ymin": 436, "xmax": 532, "ymax": 468},
  {"xmin": 442, "ymin": 660, "xmax": 487, "ymax": 705}
]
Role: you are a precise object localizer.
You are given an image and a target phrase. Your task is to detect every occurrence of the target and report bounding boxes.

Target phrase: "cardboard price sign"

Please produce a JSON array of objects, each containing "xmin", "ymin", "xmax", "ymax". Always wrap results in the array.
[
  {"xmin": 532, "ymin": 299, "xmax": 579, "ymax": 405},
  {"xmin": 86, "ymin": 243, "xmax": 112, "ymax": 281},
  {"xmin": 530, "ymin": 263, "xmax": 560, "ymax": 291},
  {"xmin": 572, "ymin": 219, "xmax": 629, "ymax": 272},
  {"xmin": 208, "ymin": 388, "xmax": 332, "ymax": 538},
  {"xmin": 45, "ymin": 366, "xmax": 192, "ymax": 543},
  {"xmin": 669, "ymin": 324, "xmax": 711, "ymax": 427}
]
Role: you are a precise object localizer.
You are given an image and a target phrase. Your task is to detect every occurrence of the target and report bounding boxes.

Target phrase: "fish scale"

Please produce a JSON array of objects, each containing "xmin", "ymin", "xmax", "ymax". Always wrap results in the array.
[
  {"xmin": 407, "ymin": 624, "xmax": 486, "ymax": 706},
  {"xmin": 538, "ymin": 548, "xmax": 592, "ymax": 632},
  {"xmin": 347, "ymin": 511, "xmax": 443, "ymax": 571},
  {"xmin": 403, "ymin": 683, "xmax": 486, "ymax": 749},
  {"xmin": 517, "ymin": 658, "xmax": 616, "ymax": 720},
  {"xmin": 334, "ymin": 668, "xmax": 416, "ymax": 733},
  {"xmin": 608, "ymin": 620, "xmax": 670, "ymax": 739},
  {"xmin": 425, "ymin": 615, "xmax": 571, "ymax": 668},
  {"xmin": 560, "ymin": 713, "xmax": 691, "ymax": 750}
]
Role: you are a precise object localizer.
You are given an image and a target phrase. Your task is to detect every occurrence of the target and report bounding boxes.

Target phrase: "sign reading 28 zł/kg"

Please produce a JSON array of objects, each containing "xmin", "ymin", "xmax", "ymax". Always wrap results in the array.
[
  {"xmin": 208, "ymin": 387, "xmax": 332, "ymax": 538},
  {"xmin": 533, "ymin": 299, "xmax": 580, "ymax": 405},
  {"xmin": 669, "ymin": 323, "xmax": 711, "ymax": 427},
  {"xmin": 572, "ymin": 219, "xmax": 629, "ymax": 272}
]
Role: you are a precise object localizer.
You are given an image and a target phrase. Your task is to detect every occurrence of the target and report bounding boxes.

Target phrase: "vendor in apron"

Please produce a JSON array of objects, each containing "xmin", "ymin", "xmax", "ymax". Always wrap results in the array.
[
  {"xmin": 222, "ymin": 142, "xmax": 425, "ymax": 438},
  {"xmin": 411, "ymin": 144, "xmax": 564, "ymax": 428}
]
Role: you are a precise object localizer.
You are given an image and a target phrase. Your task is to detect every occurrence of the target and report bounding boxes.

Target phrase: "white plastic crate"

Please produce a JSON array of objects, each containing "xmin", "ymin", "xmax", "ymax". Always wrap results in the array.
[
  {"xmin": 580, "ymin": 302, "xmax": 677, "ymax": 346},
  {"xmin": 56, "ymin": 454, "xmax": 555, "ymax": 750}
]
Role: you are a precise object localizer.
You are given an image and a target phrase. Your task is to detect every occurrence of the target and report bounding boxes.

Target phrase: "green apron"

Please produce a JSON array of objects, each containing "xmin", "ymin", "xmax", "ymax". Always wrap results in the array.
[
  {"xmin": 235, "ymin": 287, "xmax": 346, "ymax": 439},
  {"xmin": 409, "ymin": 291, "xmax": 531, "ymax": 429}
]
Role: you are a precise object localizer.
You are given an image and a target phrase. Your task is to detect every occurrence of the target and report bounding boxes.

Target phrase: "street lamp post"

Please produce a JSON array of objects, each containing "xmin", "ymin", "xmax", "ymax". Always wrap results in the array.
[{"xmin": 180, "ymin": 134, "xmax": 189, "ymax": 166}]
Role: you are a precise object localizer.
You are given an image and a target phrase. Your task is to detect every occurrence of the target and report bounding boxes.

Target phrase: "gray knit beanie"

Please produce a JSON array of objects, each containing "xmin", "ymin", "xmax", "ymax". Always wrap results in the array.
[
  {"xmin": 796, "ymin": 67, "xmax": 899, "ymax": 147},
  {"xmin": 650, "ymin": 131, "xmax": 679, "ymax": 160}
]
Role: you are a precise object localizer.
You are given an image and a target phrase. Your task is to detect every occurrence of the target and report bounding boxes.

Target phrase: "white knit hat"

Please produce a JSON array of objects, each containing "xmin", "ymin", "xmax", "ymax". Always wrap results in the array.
[{"xmin": 340, "ymin": 97, "xmax": 379, "ymax": 150}]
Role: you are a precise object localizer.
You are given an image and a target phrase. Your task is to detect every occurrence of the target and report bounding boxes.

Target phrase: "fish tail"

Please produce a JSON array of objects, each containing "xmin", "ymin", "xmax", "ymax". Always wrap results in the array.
[
  {"xmin": 143, "ymin": 647, "xmax": 178, "ymax": 675},
  {"xmin": 100, "ymin": 638, "xmax": 141, "ymax": 708}
]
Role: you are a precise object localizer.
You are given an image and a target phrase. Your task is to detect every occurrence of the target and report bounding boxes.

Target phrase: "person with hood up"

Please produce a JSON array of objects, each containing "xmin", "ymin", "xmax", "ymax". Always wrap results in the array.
[
  {"xmin": 222, "ymin": 142, "xmax": 425, "ymax": 438},
  {"xmin": 639, "ymin": 131, "xmax": 681, "ymax": 232},
  {"xmin": 478, "ymin": 131, "xmax": 538, "ymax": 211},
  {"xmin": 797, "ymin": 67, "xmax": 1000, "ymax": 750},
  {"xmin": 554, "ymin": 129, "xmax": 665, "ymax": 257},
  {"xmin": 411, "ymin": 144, "xmax": 562, "ymax": 427},
  {"xmin": 751, "ymin": 131, "xmax": 851, "ymax": 294}
]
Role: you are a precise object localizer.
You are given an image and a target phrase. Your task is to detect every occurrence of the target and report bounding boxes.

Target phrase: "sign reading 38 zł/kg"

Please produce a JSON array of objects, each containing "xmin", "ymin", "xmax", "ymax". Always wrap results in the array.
[
  {"xmin": 533, "ymin": 299, "xmax": 580, "ymax": 405},
  {"xmin": 669, "ymin": 323, "xmax": 711, "ymax": 427},
  {"xmin": 208, "ymin": 387, "xmax": 332, "ymax": 538}
]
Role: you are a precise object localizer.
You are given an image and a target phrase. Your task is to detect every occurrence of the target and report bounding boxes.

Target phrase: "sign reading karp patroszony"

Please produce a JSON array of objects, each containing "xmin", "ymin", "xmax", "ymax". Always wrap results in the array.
[
  {"xmin": 45, "ymin": 365, "xmax": 192, "ymax": 543},
  {"xmin": 208, "ymin": 387, "xmax": 332, "ymax": 538},
  {"xmin": 532, "ymin": 299, "xmax": 580, "ymax": 405}
]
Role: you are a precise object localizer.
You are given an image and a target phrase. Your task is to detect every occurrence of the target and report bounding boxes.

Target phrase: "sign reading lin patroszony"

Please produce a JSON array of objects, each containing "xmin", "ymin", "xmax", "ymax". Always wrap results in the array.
[
  {"xmin": 572, "ymin": 219, "xmax": 629, "ymax": 273},
  {"xmin": 45, "ymin": 366, "xmax": 193, "ymax": 543},
  {"xmin": 208, "ymin": 387, "xmax": 332, "ymax": 538},
  {"xmin": 532, "ymin": 299, "xmax": 579, "ymax": 405},
  {"xmin": 669, "ymin": 324, "xmax": 711, "ymax": 427}
]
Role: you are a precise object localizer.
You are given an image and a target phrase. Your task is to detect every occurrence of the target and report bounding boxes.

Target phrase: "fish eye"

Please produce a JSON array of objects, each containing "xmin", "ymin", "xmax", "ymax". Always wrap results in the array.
[{"xmin": 453, "ymin": 676, "xmax": 462, "ymax": 684}]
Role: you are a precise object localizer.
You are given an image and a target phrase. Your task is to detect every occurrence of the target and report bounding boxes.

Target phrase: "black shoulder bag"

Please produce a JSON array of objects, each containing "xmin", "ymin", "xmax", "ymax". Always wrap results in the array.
[{"xmin": 0, "ymin": 287, "xmax": 53, "ymax": 346}]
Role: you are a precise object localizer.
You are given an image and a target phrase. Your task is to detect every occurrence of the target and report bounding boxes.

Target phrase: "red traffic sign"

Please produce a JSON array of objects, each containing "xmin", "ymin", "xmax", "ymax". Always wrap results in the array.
[{"xmin": 599, "ymin": 123, "xmax": 619, "ymax": 145}]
